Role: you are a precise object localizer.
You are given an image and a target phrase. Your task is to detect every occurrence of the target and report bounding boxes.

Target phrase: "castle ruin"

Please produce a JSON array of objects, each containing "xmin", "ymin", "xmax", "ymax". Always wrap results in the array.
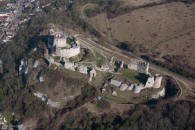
[
  {"xmin": 128, "ymin": 60, "xmax": 149, "ymax": 74},
  {"xmin": 49, "ymin": 30, "xmax": 80, "ymax": 59}
]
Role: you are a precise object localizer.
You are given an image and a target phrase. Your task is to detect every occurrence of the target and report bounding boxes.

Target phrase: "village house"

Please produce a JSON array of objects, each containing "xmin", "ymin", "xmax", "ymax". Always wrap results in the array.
[
  {"xmin": 120, "ymin": 83, "xmax": 128, "ymax": 91},
  {"xmin": 109, "ymin": 73, "xmax": 163, "ymax": 94},
  {"xmin": 0, "ymin": 9, "xmax": 13, "ymax": 17},
  {"xmin": 110, "ymin": 79, "xmax": 122, "ymax": 87},
  {"xmin": 127, "ymin": 84, "xmax": 134, "ymax": 91},
  {"xmin": 133, "ymin": 84, "xmax": 144, "ymax": 94}
]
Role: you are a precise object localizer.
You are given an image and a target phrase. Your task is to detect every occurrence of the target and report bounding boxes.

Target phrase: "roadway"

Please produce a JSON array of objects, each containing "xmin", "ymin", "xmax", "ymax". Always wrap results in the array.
[{"xmin": 76, "ymin": 35, "xmax": 195, "ymax": 97}]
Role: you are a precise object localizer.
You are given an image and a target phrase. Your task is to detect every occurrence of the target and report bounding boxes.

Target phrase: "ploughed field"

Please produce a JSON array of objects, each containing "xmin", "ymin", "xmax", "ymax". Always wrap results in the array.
[{"xmin": 86, "ymin": 1, "xmax": 195, "ymax": 79}]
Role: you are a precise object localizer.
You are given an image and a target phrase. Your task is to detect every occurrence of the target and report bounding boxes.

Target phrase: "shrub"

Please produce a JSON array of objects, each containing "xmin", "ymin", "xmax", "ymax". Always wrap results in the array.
[{"xmin": 5, "ymin": 113, "xmax": 14, "ymax": 122}]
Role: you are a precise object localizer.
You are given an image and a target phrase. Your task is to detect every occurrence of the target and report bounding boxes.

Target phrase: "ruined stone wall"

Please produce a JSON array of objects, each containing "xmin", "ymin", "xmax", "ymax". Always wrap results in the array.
[
  {"xmin": 128, "ymin": 60, "xmax": 149, "ymax": 74},
  {"xmin": 128, "ymin": 62, "xmax": 138, "ymax": 71},
  {"xmin": 153, "ymin": 76, "xmax": 163, "ymax": 88},
  {"xmin": 55, "ymin": 45, "xmax": 80, "ymax": 58},
  {"xmin": 137, "ymin": 62, "xmax": 149, "ymax": 74},
  {"xmin": 54, "ymin": 37, "xmax": 67, "ymax": 48}
]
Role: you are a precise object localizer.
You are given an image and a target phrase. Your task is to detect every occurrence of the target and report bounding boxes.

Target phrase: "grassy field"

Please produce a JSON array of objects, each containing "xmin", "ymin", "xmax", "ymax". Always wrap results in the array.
[
  {"xmin": 69, "ymin": 54, "xmax": 82, "ymax": 63},
  {"xmin": 81, "ymin": 49, "xmax": 96, "ymax": 62},
  {"xmin": 118, "ymin": 69, "xmax": 148, "ymax": 84},
  {"xmin": 95, "ymin": 52, "xmax": 106, "ymax": 67}
]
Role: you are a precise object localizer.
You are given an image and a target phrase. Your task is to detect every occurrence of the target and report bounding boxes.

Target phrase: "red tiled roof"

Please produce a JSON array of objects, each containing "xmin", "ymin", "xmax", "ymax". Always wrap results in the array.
[{"xmin": 0, "ymin": 16, "xmax": 8, "ymax": 21}]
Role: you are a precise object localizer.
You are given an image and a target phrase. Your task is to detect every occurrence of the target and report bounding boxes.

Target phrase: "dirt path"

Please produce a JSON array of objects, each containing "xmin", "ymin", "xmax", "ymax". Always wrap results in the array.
[
  {"xmin": 80, "ymin": 3, "xmax": 96, "ymax": 19},
  {"xmin": 151, "ymin": 27, "xmax": 195, "ymax": 50}
]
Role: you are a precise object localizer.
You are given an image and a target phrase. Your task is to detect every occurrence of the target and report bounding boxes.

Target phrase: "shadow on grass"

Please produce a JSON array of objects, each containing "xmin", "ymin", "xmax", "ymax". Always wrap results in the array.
[{"xmin": 135, "ymin": 73, "xmax": 149, "ymax": 84}]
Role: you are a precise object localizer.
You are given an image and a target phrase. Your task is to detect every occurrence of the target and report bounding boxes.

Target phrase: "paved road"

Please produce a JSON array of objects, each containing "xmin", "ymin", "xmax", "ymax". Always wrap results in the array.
[{"xmin": 76, "ymin": 35, "xmax": 195, "ymax": 94}]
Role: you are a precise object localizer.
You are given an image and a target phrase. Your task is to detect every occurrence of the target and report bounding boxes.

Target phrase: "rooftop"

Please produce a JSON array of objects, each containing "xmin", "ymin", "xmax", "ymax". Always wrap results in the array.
[{"xmin": 110, "ymin": 79, "xmax": 122, "ymax": 87}]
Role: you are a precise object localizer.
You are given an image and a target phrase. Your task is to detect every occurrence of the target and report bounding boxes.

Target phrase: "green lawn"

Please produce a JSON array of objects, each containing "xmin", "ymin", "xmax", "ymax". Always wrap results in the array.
[
  {"xmin": 83, "ymin": 51, "xmax": 96, "ymax": 62},
  {"xmin": 5, "ymin": 113, "xmax": 14, "ymax": 122},
  {"xmin": 118, "ymin": 69, "xmax": 148, "ymax": 84},
  {"xmin": 96, "ymin": 52, "xmax": 106, "ymax": 67},
  {"xmin": 69, "ymin": 55, "xmax": 81, "ymax": 63}
]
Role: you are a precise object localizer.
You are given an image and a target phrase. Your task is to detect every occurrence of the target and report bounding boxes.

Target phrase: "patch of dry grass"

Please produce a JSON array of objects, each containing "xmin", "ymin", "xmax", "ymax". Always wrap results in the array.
[
  {"xmin": 87, "ymin": 2, "xmax": 195, "ymax": 76},
  {"xmin": 119, "ymin": 0, "xmax": 165, "ymax": 7}
]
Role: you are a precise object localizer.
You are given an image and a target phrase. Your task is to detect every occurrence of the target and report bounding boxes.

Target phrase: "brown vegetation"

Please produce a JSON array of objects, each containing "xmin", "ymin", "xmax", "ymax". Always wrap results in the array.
[{"xmin": 86, "ymin": 1, "xmax": 195, "ymax": 79}]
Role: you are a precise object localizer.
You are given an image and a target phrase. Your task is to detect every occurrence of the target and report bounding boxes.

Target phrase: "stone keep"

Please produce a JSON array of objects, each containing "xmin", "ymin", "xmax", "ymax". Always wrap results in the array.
[
  {"xmin": 53, "ymin": 33, "xmax": 68, "ymax": 48},
  {"xmin": 52, "ymin": 32, "xmax": 80, "ymax": 59}
]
